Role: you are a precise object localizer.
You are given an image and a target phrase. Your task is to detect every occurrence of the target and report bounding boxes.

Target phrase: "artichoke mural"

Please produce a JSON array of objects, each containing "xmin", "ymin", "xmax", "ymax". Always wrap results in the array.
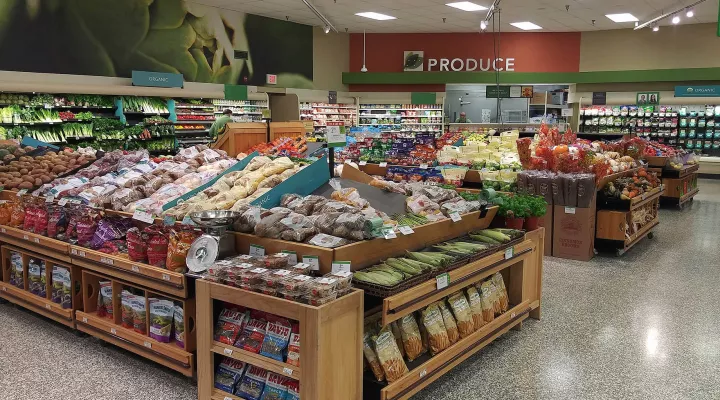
[{"xmin": 0, "ymin": 0, "xmax": 313, "ymax": 88}]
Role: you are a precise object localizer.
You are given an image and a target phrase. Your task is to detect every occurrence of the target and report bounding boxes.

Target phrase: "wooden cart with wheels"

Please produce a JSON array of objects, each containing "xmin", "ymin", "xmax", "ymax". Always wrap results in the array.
[
  {"xmin": 660, "ymin": 164, "xmax": 699, "ymax": 209},
  {"xmin": 596, "ymin": 186, "xmax": 662, "ymax": 255}
]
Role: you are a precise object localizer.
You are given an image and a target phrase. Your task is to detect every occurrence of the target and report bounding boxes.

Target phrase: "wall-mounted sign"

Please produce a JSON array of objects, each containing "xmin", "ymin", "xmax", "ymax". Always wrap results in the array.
[
  {"xmin": 637, "ymin": 92, "xmax": 660, "ymax": 105},
  {"xmin": 427, "ymin": 57, "xmax": 516, "ymax": 72},
  {"xmin": 328, "ymin": 91, "xmax": 338, "ymax": 104},
  {"xmin": 509, "ymin": 86, "xmax": 522, "ymax": 98},
  {"xmin": 266, "ymin": 74, "xmax": 277, "ymax": 85},
  {"xmin": 131, "ymin": 71, "xmax": 183, "ymax": 88},
  {"xmin": 675, "ymin": 85, "xmax": 720, "ymax": 97},
  {"xmin": 403, "ymin": 51, "xmax": 424, "ymax": 71},
  {"xmin": 486, "ymin": 86, "xmax": 511, "ymax": 98},
  {"xmin": 592, "ymin": 92, "xmax": 607, "ymax": 105}
]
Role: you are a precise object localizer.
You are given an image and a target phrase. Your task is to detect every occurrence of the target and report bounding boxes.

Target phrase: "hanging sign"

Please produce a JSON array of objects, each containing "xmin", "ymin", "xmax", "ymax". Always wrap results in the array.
[
  {"xmin": 132, "ymin": 71, "xmax": 183, "ymax": 88},
  {"xmin": 675, "ymin": 85, "xmax": 720, "ymax": 97},
  {"xmin": 592, "ymin": 92, "xmax": 607, "ymax": 105}
]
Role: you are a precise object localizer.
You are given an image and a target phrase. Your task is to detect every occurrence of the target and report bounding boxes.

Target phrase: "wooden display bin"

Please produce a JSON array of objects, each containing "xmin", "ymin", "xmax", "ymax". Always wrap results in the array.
[
  {"xmin": 196, "ymin": 280, "xmax": 364, "ymax": 400},
  {"xmin": 213, "ymin": 122, "xmax": 268, "ymax": 156},
  {"xmin": 596, "ymin": 186, "xmax": 662, "ymax": 256},
  {"xmin": 76, "ymin": 270, "xmax": 196, "ymax": 377},
  {"xmin": 0, "ymin": 245, "xmax": 81, "ymax": 328},
  {"xmin": 269, "ymin": 121, "xmax": 305, "ymax": 141},
  {"xmin": 661, "ymin": 165, "xmax": 699, "ymax": 208},
  {"xmin": 0, "ymin": 224, "xmax": 71, "ymax": 262},
  {"xmin": 364, "ymin": 229, "xmax": 544, "ymax": 400}
]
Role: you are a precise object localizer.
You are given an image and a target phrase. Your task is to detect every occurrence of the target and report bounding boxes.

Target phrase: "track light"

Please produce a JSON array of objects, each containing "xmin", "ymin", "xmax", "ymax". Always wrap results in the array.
[
  {"xmin": 672, "ymin": 15, "xmax": 680, "ymax": 24},
  {"xmin": 480, "ymin": 20, "xmax": 487, "ymax": 30},
  {"xmin": 653, "ymin": 24, "xmax": 659, "ymax": 32},
  {"xmin": 323, "ymin": 25, "xmax": 330, "ymax": 34},
  {"xmin": 686, "ymin": 9, "xmax": 694, "ymax": 17}
]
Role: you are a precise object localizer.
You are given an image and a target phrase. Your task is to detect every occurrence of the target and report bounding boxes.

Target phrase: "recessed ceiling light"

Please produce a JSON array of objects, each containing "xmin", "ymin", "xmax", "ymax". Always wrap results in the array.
[
  {"xmin": 672, "ymin": 15, "xmax": 680, "ymax": 24},
  {"xmin": 510, "ymin": 21, "xmax": 542, "ymax": 30},
  {"xmin": 686, "ymin": 9, "xmax": 694, "ymax": 18},
  {"xmin": 446, "ymin": 2, "xmax": 488, "ymax": 12},
  {"xmin": 605, "ymin": 13, "xmax": 639, "ymax": 23},
  {"xmin": 355, "ymin": 12, "xmax": 396, "ymax": 21}
]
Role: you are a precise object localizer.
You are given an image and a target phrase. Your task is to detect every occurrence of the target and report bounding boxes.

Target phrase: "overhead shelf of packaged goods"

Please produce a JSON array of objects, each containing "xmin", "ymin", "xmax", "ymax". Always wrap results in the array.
[
  {"xmin": 175, "ymin": 104, "xmax": 214, "ymax": 109},
  {"xmin": 360, "ymin": 108, "xmax": 443, "ymax": 112}
]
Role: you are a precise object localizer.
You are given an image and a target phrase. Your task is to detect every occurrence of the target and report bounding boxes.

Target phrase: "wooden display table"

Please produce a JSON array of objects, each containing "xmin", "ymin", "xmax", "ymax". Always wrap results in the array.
[
  {"xmin": 660, "ymin": 164, "xmax": 699, "ymax": 208},
  {"xmin": 269, "ymin": 121, "xmax": 305, "ymax": 141},
  {"xmin": 197, "ymin": 281, "xmax": 364, "ymax": 400},
  {"xmin": 596, "ymin": 186, "xmax": 663, "ymax": 256},
  {"xmin": 212, "ymin": 122, "xmax": 267, "ymax": 157}
]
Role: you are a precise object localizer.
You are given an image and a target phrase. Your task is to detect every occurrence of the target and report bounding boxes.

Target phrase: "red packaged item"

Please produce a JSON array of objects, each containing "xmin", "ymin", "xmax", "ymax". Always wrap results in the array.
[
  {"xmin": 65, "ymin": 206, "xmax": 80, "ymax": 242},
  {"xmin": 0, "ymin": 201, "xmax": 11, "ymax": 225},
  {"xmin": 9, "ymin": 198, "xmax": 25, "ymax": 228},
  {"xmin": 234, "ymin": 317, "xmax": 268, "ymax": 354},
  {"xmin": 76, "ymin": 210, "xmax": 101, "ymax": 247},
  {"xmin": 213, "ymin": 308, "xmax": 248, "ymax": 345},
  {"xmin": 165, "ymin": 227, "xmax": 201, "ymax": 273},
  {"xmin": 23, "ymin": 200, "xmax": 38, "ymax": 233},
  {"xmin": 34, "ymin": 204, "xmax": 50, "ymax": 236},
  {"xmin": 287, "ymin": 333, "xmax": 300, "ymax": 367},
  {"xmin": 144, "ymin": 225, "xmax": 170, "ymax": 268},
  {"xmin": 126, "ymin": 227, "xmax": 148, "ymax": 262}
]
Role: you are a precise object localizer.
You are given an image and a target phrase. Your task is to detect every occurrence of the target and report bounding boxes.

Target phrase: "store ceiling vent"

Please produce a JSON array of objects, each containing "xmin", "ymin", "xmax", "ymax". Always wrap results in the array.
[{"xmin": 234, "ymin": 50, "xmax": 249, "ymax": 60}]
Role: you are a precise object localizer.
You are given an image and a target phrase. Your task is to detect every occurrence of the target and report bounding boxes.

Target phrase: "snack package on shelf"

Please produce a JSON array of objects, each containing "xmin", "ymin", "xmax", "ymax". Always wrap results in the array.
[
  {"xmin": 235, "ymin": 314, "xmax": 268, "ymax": 354},
  {"xmin": 214, "ymin": 308, "xmax": 249, "ymax": 346},
  {"xmin": 97, "ymin": 281, "xmax": 113, "ymax": 319},
  {"xmin": 9, "ymin": 251, "xmax": 23, "ymax": 289},
  {"xmin": 448, "ymin": 291, "xmax": 475, "ymax": 338},
  {"xmin": 236, "ymin": 364, "xmax": 269, "ymax": 400},
  {"xmin": 149, "ymin": 298, "xmax": 174, "ymax": 343},
  {"xmin": 422, "ymin": 303, "xmax": 450, "ymax": 355},
  {"xmin": 373, "ymin": 325, "xmax": 409, "ymax": 383},
  {"xmin": 214, "ymin": 358, "xmax": 247, "ymax": 394},
  {"xmin": 398, "ymin": 314, "xmax": 426, "ymax": 362},
  {"xmin": 437, "ymin": 301, "xmax": 459, "ymax": 345}
]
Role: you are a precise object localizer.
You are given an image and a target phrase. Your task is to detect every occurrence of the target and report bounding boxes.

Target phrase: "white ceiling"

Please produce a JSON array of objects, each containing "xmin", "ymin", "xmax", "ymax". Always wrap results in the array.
[{"xmin": 191, "ymin": 0, "xmax": 719, "ymax": 32}]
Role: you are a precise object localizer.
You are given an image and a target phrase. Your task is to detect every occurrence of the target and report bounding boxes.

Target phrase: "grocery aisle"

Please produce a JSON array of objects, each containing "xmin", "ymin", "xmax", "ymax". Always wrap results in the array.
[{"xmin": 1, "ymin": 181, "xmax": 719, "ymax": 400}]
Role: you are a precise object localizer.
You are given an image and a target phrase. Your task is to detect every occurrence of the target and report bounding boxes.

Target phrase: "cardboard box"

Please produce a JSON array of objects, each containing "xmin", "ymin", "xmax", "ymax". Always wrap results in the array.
[
  {"xmin": 539, "ymin": 204, "xmax": 553, "ymax": 256},
  {"xmin": 552, "ymin": 198, "xmax": 595, "ymax": 261}
]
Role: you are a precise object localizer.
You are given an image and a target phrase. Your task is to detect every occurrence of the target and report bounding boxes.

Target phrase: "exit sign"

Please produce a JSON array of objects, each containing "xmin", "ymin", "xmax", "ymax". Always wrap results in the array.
[{"xmin": 266, "ymin": 74, "xmax": 277, "ymax": 85}]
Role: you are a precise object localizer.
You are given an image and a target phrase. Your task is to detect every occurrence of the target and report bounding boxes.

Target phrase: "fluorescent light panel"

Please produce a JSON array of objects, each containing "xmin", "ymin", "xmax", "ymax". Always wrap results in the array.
[
  {"xmin": 355, "ymin": 12, "xmax": 396, "ymax": 20},
  {"xmin": 606, "ymin": 13, "xmax": 639, "ymax": 23},
  {"xmin": 510, "ymin": 21, "xmax": 542, "ymax": 30},
  {"xmin": 446, "ymin": 2, "xmax": 488, "ymax": 11}
]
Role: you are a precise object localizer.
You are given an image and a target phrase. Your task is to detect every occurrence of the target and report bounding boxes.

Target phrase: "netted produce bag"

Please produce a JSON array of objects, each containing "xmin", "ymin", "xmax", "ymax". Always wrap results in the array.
[
  {"xmin": 315, "ymin": 200, "xmax": 360, "ymax": 214},
  {"xmin": 246, "ymin": 156, "xmax": 273, "ymax": 171},
  {"xmin": 259, "ymin": 156, "xmax": 294, "ymax": 177},
  {"xmin": 313, "ymin": 212, "xmax": 368, "ymax": 241}
]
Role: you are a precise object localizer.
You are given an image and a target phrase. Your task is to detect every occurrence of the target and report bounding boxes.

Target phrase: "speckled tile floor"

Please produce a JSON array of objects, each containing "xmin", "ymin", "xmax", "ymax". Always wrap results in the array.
[{"xmin": 1, "ymin": 180, "xmax": 719, "ymax": 400}]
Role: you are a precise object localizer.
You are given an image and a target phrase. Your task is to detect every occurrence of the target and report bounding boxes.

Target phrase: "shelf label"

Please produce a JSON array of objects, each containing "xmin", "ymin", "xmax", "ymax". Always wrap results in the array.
[
  {"xmin": 22, "ymin": 235, "xmax": 29, "ymax": 240},
  {"xmin": 45, "ymin": 195, "xmax": 54, "ymax": 203},
  {"xmin": 82, "ymin": 317, "xmax": 88, "ymax": 323},
  {"xmin": 379, "ymin": 162, "xmax": 388, "ymax": 167},
  {"xmin": 359, "ymin": 161, "xmax": 367, "ymax": 166},
  {"xmin": 564, "ymin": 206, "xmax": 576, "ymax": 214},
  {"xmin": 100, "ymin": 257, "xmax": 114, "ymax": 266},
  {"xmin": 1, "ymin": 286, "xmax": 6, "ymax": 291},
  {"xmin": 143, "ymin": 341, "xmax": 152, "ymax": 349},
  {"xmin": 283, "ymin": 367, "xmax": 294, "ymax": 376},
  {"xmin": 419, "ymin": 164, "xmax": 428, "ymax": 169},
  {"xmin": 419, "ymin": 369, "xmax": 427, "ymax": 378},
  {"xmin": 110, "ymin": 328, "xmax": 117, "ymax": 335},
  {"xmin": 71, "ymin": 248, "xmax": 77, "ymax": 255},
  {"xmin": 249, "ymin": 244, "xmax": 265, "ymax": 257},
  {"xmin": 223, "ymin": 348, "xmax": 233, "ymax": 356},
  {"xmin": 17, "ymin": 189, "xmax": 27, "ymax": 197},
  {"xmin": 332, "ymin": 261, "xmax": 351, "ymax": 273},
  {"xmin": 302, "ymin": 256, "xmax": 320, "ymax": 271},
  {"xmin": 399, "ymin": 226, "xmax": 415, "ymax": 235},
  {"xmin": 33, "ymin": 238, "xmax": 40, "ymax": 244},
  {"xmin": 131, "ymin": 265, "xmax": 140, "ymax": 273},
  {"xmin": 1, "ymin": 228, "xmax": 5, "ymax": 233},
  {"xmin": 436, "ymin": 273, "xmax": 449, "ymax": 290},
  {"xmin": 505, "ymin": 247, "xmax": 514, "ymax": 260},
  {"xmin": 133, "ymin": 208, "xmax": 155, "ymax": 224},
  {"xmin": 511, "ymin": 312, "xmax": 516, "ymax": 318},
  {"xmin": 450, "ymin": 212, "xmax": 462, "ymax": 222},
  {"xmin": 281, "ymin": 250, "xmax": 298, "ymax": 265},
  {"xmin": 224, "ymin": 397, "xmax": 233, "ymax": 400},
  {"xmin": 162, "ymin": 274, "xmax": 171, "ymax": 281},
  {"xmin": 45, "ymin": 303, "xmax": 52, "ymax": 310},
  {"xmin": 163, "ymin": 215, "xmax": 176, "ymax": 226},
  {"xmin": 79, "ymin": 250, "xmax": 86, "ymax": 257},
  {"xmin": 383, "ymin": 227, "xmax": 397, "ymax": 240}
]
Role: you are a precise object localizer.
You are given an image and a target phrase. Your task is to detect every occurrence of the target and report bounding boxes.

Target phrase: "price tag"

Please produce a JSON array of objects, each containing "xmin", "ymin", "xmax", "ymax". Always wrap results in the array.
[
  {"xmin": 181, "ymin": 215, "xmax": 197, "ymax": 226},
  {"xmin": 100, "ymin": 257, "xmax": 114, "ymax": 265},
  {"xmin": 45, "ymin": 303, "xmax": 52, "ymax": 310},
  {"xmin": 359, "ymin": 161, "xmax": 367, "ymax": 166},
  {"xmin": 22, "ymin": 235, "xmax": 29, "ymax": 240},
  {"xmin": 331, "ymin": 261, "xmax": 351, "ymax": 273},
  {"xmin": 564, "ymin": 207, "xmax": 576, "ymax": 214},
  {"xmin": 45, "ymin": 195, "xmax": 54, "ymax": 203},
  {"xmin": 110, "ymin": 328, "xmax": 117, "ymax": 335},
  {"xmin": 436, "ymin": 273, "xmax": 449, "ymax": 290},
  {"xmin": 223, "ymin": 348, "xmax": 233, "ymax": 356},
  {"xmin": 420, "ymin": 164, "xmax": 428, "ymax": 169},
  {"xmin": 79, "ymin": 250, "xmax": 86, "ymax": 257},
  {"xmin": 236, "ymin": 255, "xmax": 253, "ymax": 260},
  {"xmin": 82, "ymin": 317, "xmax": 88, "ymax": 323},
  {"xmin": 163, "ymin": 215, "xmax": 176, "ymax": 226},
  {"xmin": 303, "ymin": 256, "xmax": 320, "ymax": 271},
  {"xmin": 131, "ymin": 265, "xmax": 140, "ymax": 272},
  {"xmin": 450, "ymin": 212, "xmax": 462, "ymax": 222},
  {"xmin": 144, "ymin": 341, "xmax": 152, "ymax": 349},
  {"xmin": 1, "ymin": 286, "xmax": 6, "ymax": 291},
  {"xmin": 133, "ymin": 208, "xmax": 155, "ymax": 223},
  {"xmin": 399, "ymin": 226, "xmax": 415, "ymax": 235},
  {"xmin": 162, "ymin": 274, "xmax": 171, "ymax": 281},
  {"xmin": 224, "ymin": 397, "xmax": 233, "ymax": 400},
  {"xmin": 504, "ymin": 246, "xmax": 514, "ymax": 260},
  {"xmin": 16, "ymin": 189, "xmax": 27, "ymax": 197},
  {"xmin": 249, "ymin": 244, "xmax": 265, "ymax": 257},
  {"xmin": 71, "ymin": 249, "xmax": 77, "ymax": 255},
  {"xmin": 281, "ymin": 250, "xmax": 298, "ymax": 265},
  {"xmin": 283, "ymin": 367, "xmax": 294, "ymax": 376},
  {"xmin": 379, "ymin": 162, "xmax": 388, "ymax": 168},
  {"xmin": 511, "ymin": 312, "xmax": 516, "ymax": 318},
  {"xmin": 419, "ymin": 369, "xmax": 427, "ymax": 378},
  {"xmin": 383, "ymin": 228, "xmax": 397, "ymax": 240},
  {"xmin": 33, "ymin": 238, "xmax": 40, "ymax": 244},
  {"xmin": 0, "ymin": 228, "xmax": 4, "ymax": 233}
]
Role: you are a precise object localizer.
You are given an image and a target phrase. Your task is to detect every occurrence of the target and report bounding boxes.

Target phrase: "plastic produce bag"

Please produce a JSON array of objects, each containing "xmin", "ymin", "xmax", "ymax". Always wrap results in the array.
[
  {"xmin": 398, "ymin": 314, "xmax": 426, "ymax": 362},
  {"xmin": 373, "ymin": 325, "xmax": 409, "ymax": 383},
  {"xmin": 313, "ymin": 212, "xmax": 368, "ymax": 241},
  {"xmin": 448, "ymin": 291, "xmax": 475, "ymax": 338},
  {"xmin": 421, "ymin": 303, "xmax": 450, "ymax": 355},
  {"xmin": 466, "ymin": 286, "xmax": 485, "ymax": 330},
  {"xmin": 306, "ymin": 233, "xmax": 351, "ymax": 248}
]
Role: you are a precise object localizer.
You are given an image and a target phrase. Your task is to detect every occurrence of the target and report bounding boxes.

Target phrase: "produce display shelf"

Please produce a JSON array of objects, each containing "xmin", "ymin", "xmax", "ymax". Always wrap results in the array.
[
  {"xmin": 678, "ymin": 187, "xmax": 700, "ymax": 206},
  {"xmin": 212, "ymin": 341, "xmax": 300, "ymax": 379},
  {"xmin": 69, "ymin": 246, "xmax": 188, "ymax": 298},
  {"xmin": 368, "ymin": 301, "xmax": 532, "ymax": 400},
  {"xmin": 662, "ymin": 164, "xmax": 699, "ymax": 179},
  {"xmin": 358, "ymin": 163, "xmax": 436, "ymax": 177},
  {"xmin": 0, "ymin": 225, "xmax": 71, "ymax": 262},
  {"xmin": 0, "ymin": 121, "xmax": 64, "ymax": 126},
  {"xmin": 644, "ymin": 156, "xmax": 669, "ymax": 168},
  {"xmin": 596, "ymin": 167, "xmax": 641, "ymax": 189},
  {"xmin": 0, "ymin": 282, "xmax": 74, "ymax": 326},
  {"xmin": 175, "ymin": 105, "xmax": 214, "ymax": 109},
  {"xmin": 360, "ymin": 109, "xmax": 443, "ymax": 112},
  {"xmin": 197, "ymin": 280, "xmax": 364, "ymax": 400},
  {"xmin": 178, "ymin": 120, "xmax": 214, "ymax": 124},
  {"xmin": 233, "ymin": 232, "xmax": 335, "ymax": 273},
  {"xmin": 176, "ymin": 112, "xmax": 214, "ymax": 116},
  {"xmin": 379, "ymin": 237, "xmax": 535, "ymax": 326},
  {"xmin": 597, "ymin": 186, "xmax": 664, "ymax": 212},
  {"xmin": 76, "ymin": 310, "xmax": 194, "ymax": 376},
  {"xmin": 175, "ymin": 130, "xmax": 210, "ymax": 135},
  {"xmin": 624, "ymin": 217, "xmax": 659, "ymax": 251}
]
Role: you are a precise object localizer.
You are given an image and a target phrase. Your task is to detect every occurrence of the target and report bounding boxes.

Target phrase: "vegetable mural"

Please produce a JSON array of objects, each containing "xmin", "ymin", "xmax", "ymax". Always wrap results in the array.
[{"xmin": 0, "ymin": 0, "xmax": 313, "ymax": 88}]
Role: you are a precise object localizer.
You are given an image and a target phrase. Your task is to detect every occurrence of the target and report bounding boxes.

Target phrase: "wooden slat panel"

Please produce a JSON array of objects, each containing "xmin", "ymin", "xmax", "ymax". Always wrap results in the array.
[{"xmin": 212, "ymin": 342, "xmax": 300, "ymax": 379}]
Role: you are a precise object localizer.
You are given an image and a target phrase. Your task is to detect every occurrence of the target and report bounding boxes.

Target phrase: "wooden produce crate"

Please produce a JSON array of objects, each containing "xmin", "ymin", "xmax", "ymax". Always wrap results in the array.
[
  {"xmin": 0, "ymin": 224, "xmax": 71, "ymax": 262},
  {"xmin": 213, "ymin": 122, "xmax": 268, "ymax": 156},
  {"xmin": 196, "ymin": 280, "xmax": 364, "ymax": 400},
  {"xmin": 333, "ymin": 207, "xmax": 498, "ymax": 271},
  {"xmin": 364, "ymin": 229, "xmax": 545, "ymax": 400},
  {"xmin": 661, "ymin": 168, "xmax": 699, "ymax": 208},
  {"xmin": 596, "ymin": 188, "xmax": 661, "ymax": 256},
  {"xmin": 69, "ymin": 245, "xmax": 189, "ymax": 298},
  {"xmin": 269, "ymin": 121, "xmax": 305, "ymax": 141},
  {"xmin": 76, "ymin": 270, "xmax": 196, "ymax": 377},
  {"xmin": 644, "ymin": 156, "xmax": 669, "ymax": 168},
  {"xmin": 0, "ymin": 245, "xmax": 81, "ymax": 328}
]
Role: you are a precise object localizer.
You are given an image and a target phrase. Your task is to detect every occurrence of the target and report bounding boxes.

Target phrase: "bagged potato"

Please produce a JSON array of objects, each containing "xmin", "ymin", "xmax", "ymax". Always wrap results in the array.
[
  {"xmin": 421, "ymin": 303, "xmax": 450, "ymax": 355},
  {"xmin": 465, "ymin": 286, "xmax": 486, "ymax": 330},
  {"xmin": 448, "ymin": 291, "xmax": 475, "ymax": 338},
  {"xmin": 374, "ymin": 325, "xmax": 408, "ymax": 383},
  {"xmin": 398, "ymin": 314, "xmax": 425, "ymax": 362},
  {"xmin": 437, "ymin": 300, "xmax": 459, "ymax": 345},
  {"xmin": 259, "ymin": 157, "xmax": 294, "ymax": 177}
]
